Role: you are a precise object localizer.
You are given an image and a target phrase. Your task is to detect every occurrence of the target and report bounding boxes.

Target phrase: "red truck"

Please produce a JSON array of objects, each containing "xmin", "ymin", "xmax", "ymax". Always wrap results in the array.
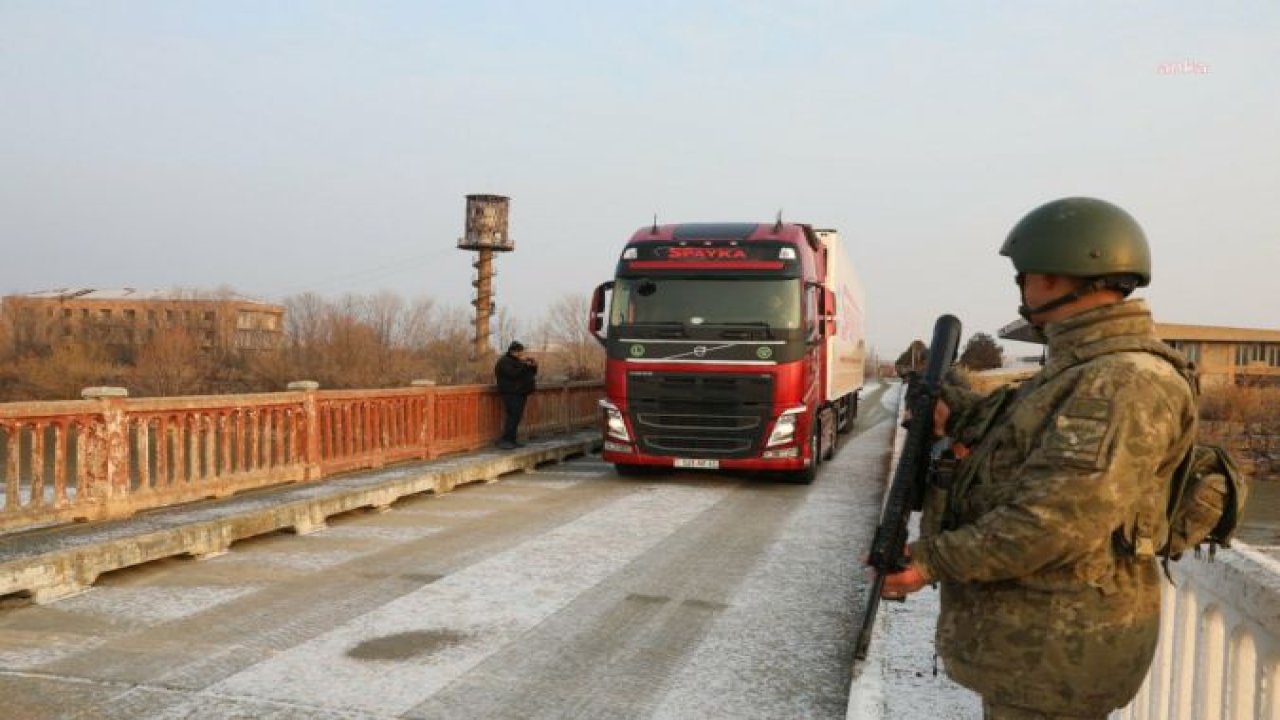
[{"xmin": 588, "ymin": 221, "xmax": 866, "ymax": 483}]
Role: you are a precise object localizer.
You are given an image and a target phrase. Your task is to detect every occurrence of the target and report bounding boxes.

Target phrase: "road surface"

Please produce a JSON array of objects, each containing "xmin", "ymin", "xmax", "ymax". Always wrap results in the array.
[{"xmin": 0, "ymin": 383, "xmax": 899, "ymax": 720}]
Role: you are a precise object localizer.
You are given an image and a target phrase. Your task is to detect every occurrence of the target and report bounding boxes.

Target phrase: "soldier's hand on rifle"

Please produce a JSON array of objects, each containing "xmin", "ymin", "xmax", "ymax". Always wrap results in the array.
[
  {"xmin": 881, "ymin": 564, "xmax": 929, "ymax": 600},
  {"xmin": 933, "ymin": 398, "xmax": 950, "ymax": 438},
  {"xmin": 903, "ymin": 392, "xmax": 950, "ymax": 438}
]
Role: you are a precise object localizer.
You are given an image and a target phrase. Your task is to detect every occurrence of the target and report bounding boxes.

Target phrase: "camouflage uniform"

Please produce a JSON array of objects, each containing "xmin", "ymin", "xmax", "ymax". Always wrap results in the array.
[{"xmin": 911, "ymin": 299, "xmax": 1197, "ymax": 718}]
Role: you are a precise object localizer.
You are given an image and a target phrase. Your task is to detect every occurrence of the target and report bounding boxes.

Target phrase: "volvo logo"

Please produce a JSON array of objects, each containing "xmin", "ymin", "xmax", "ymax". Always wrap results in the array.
[
  {"xmin": 629, "ymin": 344, "xmax": 645, "ymax": 357},
  {"xmin": 693, "ymin": 346, "xmax": 707, "ymax": 357}
]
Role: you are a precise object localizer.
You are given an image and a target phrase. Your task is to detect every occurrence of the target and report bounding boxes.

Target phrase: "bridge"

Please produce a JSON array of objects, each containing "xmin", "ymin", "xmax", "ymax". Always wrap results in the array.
[{"xmin": 0, "ymin": 381, "xmax": 1277, "ymax": 718}]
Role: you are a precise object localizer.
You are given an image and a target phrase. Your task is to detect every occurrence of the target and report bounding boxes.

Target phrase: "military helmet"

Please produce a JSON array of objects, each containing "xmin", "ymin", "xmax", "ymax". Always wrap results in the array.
[{"xmin": 1000, "ymin": 197, "xmax": 1151, "ymax": 287}]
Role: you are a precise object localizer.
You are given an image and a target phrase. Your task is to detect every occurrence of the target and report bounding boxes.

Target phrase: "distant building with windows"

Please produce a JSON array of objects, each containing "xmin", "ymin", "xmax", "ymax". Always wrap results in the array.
[
  {"xmin": 997, "ymin": 318, "xmax": 1280, "ymax": 387},
  {"xmin": 1156, "ymin": 323, "xmax": 1280, "ymax": 387},
  {"xmin": 2, "ymin": 288, "xmax": 285, "ymax": 356}
]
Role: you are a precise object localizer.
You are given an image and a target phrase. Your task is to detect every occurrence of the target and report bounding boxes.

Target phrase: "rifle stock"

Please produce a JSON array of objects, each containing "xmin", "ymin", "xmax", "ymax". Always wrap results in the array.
[{"xmin": 853, "ymin": 314, "xmax": 961, "ymax": 661}]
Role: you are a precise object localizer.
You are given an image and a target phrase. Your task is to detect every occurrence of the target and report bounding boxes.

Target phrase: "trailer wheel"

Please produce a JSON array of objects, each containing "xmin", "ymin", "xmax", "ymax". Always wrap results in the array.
[{"xmin": 837, "ymin": 393, "xmax": 859, "ymax": 435}]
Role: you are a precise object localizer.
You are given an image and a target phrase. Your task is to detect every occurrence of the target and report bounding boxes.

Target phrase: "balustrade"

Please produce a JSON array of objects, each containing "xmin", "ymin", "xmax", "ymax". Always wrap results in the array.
[
  {"xmin": 1117, "ymin": 544, "xmax": 1280, "ymax": 719},
  {"xmin": 0, "ymin": 381, "xmax": 601, "ymax": 533}
]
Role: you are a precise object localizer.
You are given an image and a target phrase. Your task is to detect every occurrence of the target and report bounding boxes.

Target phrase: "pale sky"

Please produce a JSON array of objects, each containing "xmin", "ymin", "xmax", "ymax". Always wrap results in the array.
[{"xmin": 2, "ymin": 1, "xmax": 1277, "ymax": 360}]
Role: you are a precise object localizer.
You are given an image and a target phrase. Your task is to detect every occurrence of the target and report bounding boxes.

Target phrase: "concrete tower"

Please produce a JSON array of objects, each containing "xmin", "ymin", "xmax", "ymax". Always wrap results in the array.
[{"xmin": 456, "ymin": 194, "xmax": 514, "ymax": 358}]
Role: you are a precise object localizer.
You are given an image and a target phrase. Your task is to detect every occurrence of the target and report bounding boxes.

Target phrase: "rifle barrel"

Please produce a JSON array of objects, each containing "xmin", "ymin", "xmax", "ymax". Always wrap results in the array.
[{"xmin": 853, "ymin": 314, "xmax": 962, "ymax": 662}]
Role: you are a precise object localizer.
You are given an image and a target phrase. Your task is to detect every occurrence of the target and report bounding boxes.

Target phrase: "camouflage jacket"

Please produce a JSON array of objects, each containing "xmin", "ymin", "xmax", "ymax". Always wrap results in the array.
[{"xmin": 910, "ymin": 300, "xmax": 1197, "ymax": 715}]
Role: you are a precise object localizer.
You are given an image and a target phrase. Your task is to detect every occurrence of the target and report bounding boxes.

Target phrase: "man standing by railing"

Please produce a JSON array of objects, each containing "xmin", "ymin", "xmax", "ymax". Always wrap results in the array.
[
  {"xmin": 494, "ymin": 341, "xmax": 538, "ymax": 449},
  {"xmin": 880, "ymin": 198, "xmax": 1198, "ymax": 719}
]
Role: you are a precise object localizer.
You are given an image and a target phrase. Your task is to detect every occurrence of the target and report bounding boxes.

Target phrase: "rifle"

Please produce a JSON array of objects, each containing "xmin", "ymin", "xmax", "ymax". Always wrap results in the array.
[{"xmin": 853, "ymin": 314, "xmax": 962, "ymax": 661}]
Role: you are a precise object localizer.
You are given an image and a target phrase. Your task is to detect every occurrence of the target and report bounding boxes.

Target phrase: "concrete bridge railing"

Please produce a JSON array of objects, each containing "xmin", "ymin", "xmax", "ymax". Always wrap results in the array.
[
  {"xmin": 867, "ymin": 381, "xmax": 1279, "ymax": 720},
  {"xmin": 1118, "ymin": 543, "xmax": 1280, "ymax": 720},
  {"xmin": 0, "ymin": 381, "xmax": 602, "ymax": 534}
]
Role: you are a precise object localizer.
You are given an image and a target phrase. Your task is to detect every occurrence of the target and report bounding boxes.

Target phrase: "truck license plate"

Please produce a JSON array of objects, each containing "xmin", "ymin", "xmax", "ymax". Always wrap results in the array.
[{"xmin": 674, "ymin": 458, "xmax": 719, "ymax": 470}]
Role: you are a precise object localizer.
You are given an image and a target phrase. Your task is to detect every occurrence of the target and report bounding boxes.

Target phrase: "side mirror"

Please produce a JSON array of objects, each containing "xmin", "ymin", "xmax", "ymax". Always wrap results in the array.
[{"xmin": 589, "ymin": 282, "xmax": 613, "ymax": 345}]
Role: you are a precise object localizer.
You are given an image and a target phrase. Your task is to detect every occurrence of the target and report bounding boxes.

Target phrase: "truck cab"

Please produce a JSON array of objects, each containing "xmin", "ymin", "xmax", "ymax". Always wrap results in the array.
[{"xmin": 589, "ymin": 222, "xmax": 865, "ymax": 483}]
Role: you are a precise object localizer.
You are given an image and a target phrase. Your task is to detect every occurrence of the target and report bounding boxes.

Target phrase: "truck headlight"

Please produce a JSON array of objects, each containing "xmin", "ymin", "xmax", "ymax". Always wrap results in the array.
[
  {"xmin": 599, "ymin": 399, "xmax": 631, "ymax": 442},
  {"xmin": 766, "ymin": 407, "xmax": 806, "ymax": 447}
]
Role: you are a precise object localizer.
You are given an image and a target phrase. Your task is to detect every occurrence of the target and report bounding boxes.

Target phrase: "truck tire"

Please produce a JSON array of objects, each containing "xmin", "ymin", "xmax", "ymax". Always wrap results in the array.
[
  {"xmin": 785, "ymin": 423, "xmax": 821, "ymax": 485},
  {"xmin": 837, "ymin": 393, "xmax": 859, "ymax": 434},
  {"xmin": 822, "ymin": 414, "xmax": 837, "ymax": 461}
]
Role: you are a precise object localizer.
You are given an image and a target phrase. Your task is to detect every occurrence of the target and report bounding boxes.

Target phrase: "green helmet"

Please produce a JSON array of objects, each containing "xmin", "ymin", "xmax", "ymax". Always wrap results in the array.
[{"xmin": 1000, "ymin": 197, "xmax": 1151, "ymax": 288}]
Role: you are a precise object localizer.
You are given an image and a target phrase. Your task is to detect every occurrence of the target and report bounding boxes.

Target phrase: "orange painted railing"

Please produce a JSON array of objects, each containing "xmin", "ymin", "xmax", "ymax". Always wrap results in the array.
[{"xmin": 0, "ymin": 382, "xmax": 601, "ymax": 533}]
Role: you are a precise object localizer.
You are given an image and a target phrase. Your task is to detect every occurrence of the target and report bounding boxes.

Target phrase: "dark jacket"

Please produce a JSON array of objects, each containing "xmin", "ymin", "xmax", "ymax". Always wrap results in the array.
[{"xmin": 495, "ymin": 353, "xmax": 537, "ymax": 395}]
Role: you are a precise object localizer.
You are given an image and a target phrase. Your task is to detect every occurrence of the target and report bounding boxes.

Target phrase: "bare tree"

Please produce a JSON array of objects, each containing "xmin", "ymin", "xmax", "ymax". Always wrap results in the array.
[
  {"xmin": 5, "ymin": 343, "xmax": 120, "ymax": 400},
  {"xmin": 358, "ymin": 291, "xmax": 404, "ymax": 348},
  {"xmin": 132, "ymin": 327, "xmax": 207, "ymax": 396},
  {"xmin": 536, "ymin": 293, "xmax": 603, "ymax": 380},
  {"xmin": 863, "ymin": 346, "xmax": 880, "ymax": 379},
  {"xmin": 496, "ymin": 306, "xmax": 522, "ymax": 356},
  {"xmin": 0, "ymin": 303, "xmax": 14, "ymax": 360},
  {"xmin": 284, "ymin": 292, "xmax": 329, "ymax": 348},
  {"xmin": 0, "ymin": 289, "xmax": 541, "ymax": 397},
  {"xmin": 324, "ymin": 313, "xmax": 387, "ymax": 387},
  {"xmin": 399, "ymin": 296, "xmax": 436, "ymax": 350},
  {"xmin": 421, "ymin": 305, "xmax": 489, "ymax": 384}
]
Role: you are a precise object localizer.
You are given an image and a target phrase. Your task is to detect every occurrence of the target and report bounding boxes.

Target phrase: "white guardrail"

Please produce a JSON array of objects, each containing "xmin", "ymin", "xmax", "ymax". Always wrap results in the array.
[{"xmin": 1118, "ymin": 543, "xmax": 1280, "ymax": 720}]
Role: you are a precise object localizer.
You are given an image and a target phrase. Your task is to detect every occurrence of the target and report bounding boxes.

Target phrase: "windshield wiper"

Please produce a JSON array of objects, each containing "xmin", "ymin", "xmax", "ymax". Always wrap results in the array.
[
  {"xmin": 630, "ymin": 321, "xmax": 688, "ymax": 338},
  {"xmin": 714, "ymin": 321, "xmax": 774, "ymax": 340}
]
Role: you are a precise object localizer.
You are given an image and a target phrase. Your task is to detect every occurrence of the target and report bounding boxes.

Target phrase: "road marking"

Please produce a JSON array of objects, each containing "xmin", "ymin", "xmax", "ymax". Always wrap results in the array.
[
  {"xmin": 201, "ymin": 483, "xmax": 731, "ymax": 716},
  {"xmin": 650, "ymin": 411, "xmax": 896, "ymax": 719}
]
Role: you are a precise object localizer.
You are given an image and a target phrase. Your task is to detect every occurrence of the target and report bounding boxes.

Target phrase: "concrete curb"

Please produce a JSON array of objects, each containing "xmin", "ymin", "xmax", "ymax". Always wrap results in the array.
[
  {"xmin": 0, "ymin": 432, "xmax": 601, "ymax": 604},
  {"xmin": 846, "ymin": 382, "xmax": 906, "ymax": 719}
]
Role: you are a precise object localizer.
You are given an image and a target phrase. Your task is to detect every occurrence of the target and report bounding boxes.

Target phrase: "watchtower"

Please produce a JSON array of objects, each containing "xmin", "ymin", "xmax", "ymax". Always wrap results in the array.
[{"xmin": 456, "ymin": 194, "xmax": 514, "ymax": 358}]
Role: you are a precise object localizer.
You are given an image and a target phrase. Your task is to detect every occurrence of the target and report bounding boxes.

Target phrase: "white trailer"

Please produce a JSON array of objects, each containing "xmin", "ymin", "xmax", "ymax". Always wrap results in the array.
[{"xmin": 815, "ymin": 228, "xmax": 866, "ymax": 430}]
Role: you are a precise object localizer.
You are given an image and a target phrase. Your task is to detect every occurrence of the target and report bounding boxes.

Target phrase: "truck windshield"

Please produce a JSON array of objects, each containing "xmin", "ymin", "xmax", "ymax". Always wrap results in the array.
[{"xmin": 610, "ymin": 278, "xmax": 802, "ymax": 331}]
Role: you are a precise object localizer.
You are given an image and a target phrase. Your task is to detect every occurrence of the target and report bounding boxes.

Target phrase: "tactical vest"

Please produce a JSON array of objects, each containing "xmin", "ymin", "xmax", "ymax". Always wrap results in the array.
[
  {"xmin": 1078, "ymin": 339, "xmax": 1248, "ymax": 563},
  {"xmin": 939, "ymin": 337, "xmax": 1246, "ymax": 567}
]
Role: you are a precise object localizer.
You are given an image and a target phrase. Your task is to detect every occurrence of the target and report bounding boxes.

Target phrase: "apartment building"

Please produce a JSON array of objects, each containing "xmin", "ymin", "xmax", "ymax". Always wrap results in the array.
[
  {"xmin": 998, "ymin": 317, "xmax": 1280, "ymax": 387},
  {"xmin": 1156, "ymin": 322, "xmax": 1280, "ymax": 387},
  {"xmin": 2, "ymin": 288, "xmax": 285, "ymax": 355}
]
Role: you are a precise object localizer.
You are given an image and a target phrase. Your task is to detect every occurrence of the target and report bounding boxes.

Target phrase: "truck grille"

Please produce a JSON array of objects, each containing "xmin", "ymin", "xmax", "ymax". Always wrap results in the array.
[
  {"xmin": 645, "ymin": 436, "xmax": 753, "ymax": 455},
  {"xmin": 635, "ymin": 414, "xmax": 760, "ymax": 431},
  {"xmin": 627, "ymin": 372, "xmax": 773, "ymax": 459}
]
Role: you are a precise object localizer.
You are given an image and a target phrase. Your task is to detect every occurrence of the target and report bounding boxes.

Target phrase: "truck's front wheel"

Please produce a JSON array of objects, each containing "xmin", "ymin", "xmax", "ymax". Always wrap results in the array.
[
  {"xmin": 820, "ymin": 406, "xmax": 838, "ymax": 461},
  {"xmin": 785, "ymin": 423, "xmax": 821, "ymax": 485}
]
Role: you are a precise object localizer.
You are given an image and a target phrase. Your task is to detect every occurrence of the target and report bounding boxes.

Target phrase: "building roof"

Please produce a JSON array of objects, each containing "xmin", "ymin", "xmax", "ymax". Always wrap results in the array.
[
  {"xmin": 1000, "ymin": 317, "xmax": 1280, "ymax": 345},
  {"xmin": 1155, "ymin": 322, "xmax": 1280, "ymax": 343},
  {"xmin": 8, "ymin": 288, "xmax": 280, "ymax": 308}
]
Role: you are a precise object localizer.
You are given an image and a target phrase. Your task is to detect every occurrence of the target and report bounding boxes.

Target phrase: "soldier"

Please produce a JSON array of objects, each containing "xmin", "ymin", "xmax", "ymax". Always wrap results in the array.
[{"xmin": 881, "ymin": 197, "xmax": 1198, "ymax": 719}]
